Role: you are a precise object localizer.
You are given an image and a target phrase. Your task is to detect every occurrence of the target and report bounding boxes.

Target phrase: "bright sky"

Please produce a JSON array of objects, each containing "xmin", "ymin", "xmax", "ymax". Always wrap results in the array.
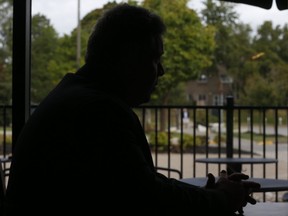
[{"xmin": 32, "ymin": 0, "xmax": 288, "ymax": 36}]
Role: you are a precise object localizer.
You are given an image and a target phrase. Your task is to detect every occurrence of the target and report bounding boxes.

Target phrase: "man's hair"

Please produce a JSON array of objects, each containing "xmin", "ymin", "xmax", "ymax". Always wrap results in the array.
[{"xmin": 84, "ymin": 3, "xmax": 166, "ymax": 72}]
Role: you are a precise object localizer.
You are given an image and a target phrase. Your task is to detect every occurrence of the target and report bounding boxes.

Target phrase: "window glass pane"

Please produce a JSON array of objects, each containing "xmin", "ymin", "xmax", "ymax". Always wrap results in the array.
[
  {"xmin": 0, "ymin": 0, "xmax": 13, "ymax": 156},
  {"xmin": 29, "ymin": 0, "xmax": 288, "ymax": 106}
]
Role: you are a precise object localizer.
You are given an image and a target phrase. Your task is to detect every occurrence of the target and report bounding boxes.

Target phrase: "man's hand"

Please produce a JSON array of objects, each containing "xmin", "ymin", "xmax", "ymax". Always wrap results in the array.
[{"xmin": 205, "ymin": 170, "xmax": 261, "ymax": 214}]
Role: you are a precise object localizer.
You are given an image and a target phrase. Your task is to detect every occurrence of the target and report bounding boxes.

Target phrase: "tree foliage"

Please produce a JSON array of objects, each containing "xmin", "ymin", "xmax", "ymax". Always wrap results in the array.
[
  {"xmin": 201, "ymin": 0, "xmax": 239, "ymax": 66},
  {"xmin": 0, "ymin": 0, "xmax": 12, "ymax": 104},
  {"xmin": 143, "ymin": 0, "xmax": 216, "ymax": 104},
  {"xmin": 200, "ymin": 0, "xmax": 288, "ymax": 106},
  {"xmin": 31, "ymin": 14, "xmax": 59, "ymax": 103}
]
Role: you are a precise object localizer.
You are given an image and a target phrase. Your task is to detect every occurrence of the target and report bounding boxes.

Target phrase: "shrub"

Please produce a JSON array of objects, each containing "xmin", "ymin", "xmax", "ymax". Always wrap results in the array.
[{"xmin": 146, "ymin": 131, "xmax": 204, "ymax": 152}]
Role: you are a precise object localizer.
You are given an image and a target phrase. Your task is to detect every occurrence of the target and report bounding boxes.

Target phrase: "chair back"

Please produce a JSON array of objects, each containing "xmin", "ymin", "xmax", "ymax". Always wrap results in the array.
[{"xmin": 155, "ymin": 166, "xmax": 183, "ymax": 179}]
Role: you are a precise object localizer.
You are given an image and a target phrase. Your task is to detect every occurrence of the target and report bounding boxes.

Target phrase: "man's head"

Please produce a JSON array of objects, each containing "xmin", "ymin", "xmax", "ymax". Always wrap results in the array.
[{"xmin": 84, "ymin": 3, "xmax": 166, "ymax": 106}]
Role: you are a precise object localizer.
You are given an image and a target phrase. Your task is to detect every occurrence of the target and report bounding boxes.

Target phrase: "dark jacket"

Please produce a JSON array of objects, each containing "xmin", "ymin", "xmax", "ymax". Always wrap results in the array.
[{"xmin": 5, "ymin": 73, "xmax": 230, "ymax": 215}]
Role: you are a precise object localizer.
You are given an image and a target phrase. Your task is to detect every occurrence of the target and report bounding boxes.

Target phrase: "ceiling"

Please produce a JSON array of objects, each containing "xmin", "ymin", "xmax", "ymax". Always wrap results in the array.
[{"xmin": 220, "ymin": 0, "xmax": 288, "ymax": 10}]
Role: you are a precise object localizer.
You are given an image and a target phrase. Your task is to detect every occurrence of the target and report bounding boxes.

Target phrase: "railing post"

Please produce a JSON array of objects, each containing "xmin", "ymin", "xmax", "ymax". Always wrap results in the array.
[
  {"xmin": 226, "ymin": 96, "xmax": 240, "ymax": 174},
  {"xmin": 226, "ymin": 96, "xmax": 234, "ymax": 158}
]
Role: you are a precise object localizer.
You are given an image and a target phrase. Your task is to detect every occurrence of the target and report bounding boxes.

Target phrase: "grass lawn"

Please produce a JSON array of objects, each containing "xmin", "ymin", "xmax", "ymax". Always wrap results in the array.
[{"xmin": 237, "ymin": 131, "xmax": 288, "ymax": 143}]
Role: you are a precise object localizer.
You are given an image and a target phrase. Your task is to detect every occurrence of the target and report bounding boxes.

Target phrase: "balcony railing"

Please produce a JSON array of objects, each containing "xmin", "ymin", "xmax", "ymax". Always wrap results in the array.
[{"xmin": 1, "ymin": 97, "xmax": 288, "ymax": 202}]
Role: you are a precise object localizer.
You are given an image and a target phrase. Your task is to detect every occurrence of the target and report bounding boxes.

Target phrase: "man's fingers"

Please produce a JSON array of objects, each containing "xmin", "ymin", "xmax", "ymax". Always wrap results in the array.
[
  {"xmin": 205, "ymin": 173, "xmax": 216, "ymax": 189},
  {"xmin": 247, "ymin": 196, "xmax": 257, "ymax": 205},
  {"xmin": 228, "ymin": 172, "xmax": 249, "ymax": 181},
  {"xmin": 242, "ymin": 180, "xmax": 261, "ymax": 190}
]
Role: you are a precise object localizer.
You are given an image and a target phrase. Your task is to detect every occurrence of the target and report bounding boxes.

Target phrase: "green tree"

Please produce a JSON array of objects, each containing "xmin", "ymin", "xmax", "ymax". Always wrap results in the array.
[
  {"xmin": 142, "ymin": 0, "xmax": 216, "ymax": 105},
  {"xmin": 201, "ymin": 0, "xmax": 239, "ymax": 67},
  {"xmin": 272, "ymin": 24, "xmax": 288, "ymax": 105},
  {"xmin": 226, "ymin": 23, "xmax": 256, "ymax": 101},
  {"xmin": 0, "ymin": 0, "xmax": 13, "ymax": 104},
  {"xmin": 31, "ymin": 14, "xmax": 59, "ymax": 103},
  {"xmin": 46, "ymin": 34, "xmax": 77, "ymax": 85},
  {"xmin": 201, "ymin": 0, "xmax": 240, "ymax": 101},
  {"xmin": 269, "ymin": 63, "xmax": 288, "ymax": 105},
  {"xmin": 252, "ymin": 21, "xmax": 283, "ymax": 77},
  {"xmin": 240, "ymin": 21, "xmax": 288, "ymax": 106},
  {"xmin": 200, "ymin": 0, "xmax": 274, "ymax": 105},
  {"xmin": 278, "ymin": 24, "xmax": 288, "ymax": 63},
  {"xmin": 241, "ymin": 73, "xmax": 277, "ymax": 106}
]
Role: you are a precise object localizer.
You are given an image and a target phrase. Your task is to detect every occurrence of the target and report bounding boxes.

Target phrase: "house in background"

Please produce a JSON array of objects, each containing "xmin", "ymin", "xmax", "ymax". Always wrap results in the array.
[{"xmin": 185, "ymin": 66, "xmax": 234, "ymax": 106}]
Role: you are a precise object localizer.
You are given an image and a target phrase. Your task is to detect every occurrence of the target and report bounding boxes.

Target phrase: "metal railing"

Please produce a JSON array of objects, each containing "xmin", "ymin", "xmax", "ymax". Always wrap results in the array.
[
  {"xmin": 1, "ymin": 97, "xmax": 288, "ymax": 202},
  {"xmin": 134, "ymin": 97, "xmax": 288, "ymax": 202}
]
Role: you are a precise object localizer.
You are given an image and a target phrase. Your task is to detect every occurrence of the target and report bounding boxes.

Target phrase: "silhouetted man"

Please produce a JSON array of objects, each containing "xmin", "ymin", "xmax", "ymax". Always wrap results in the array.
[{"xmin": 5, "ymin": 3, "xmax": 260, "ymax": 215}]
